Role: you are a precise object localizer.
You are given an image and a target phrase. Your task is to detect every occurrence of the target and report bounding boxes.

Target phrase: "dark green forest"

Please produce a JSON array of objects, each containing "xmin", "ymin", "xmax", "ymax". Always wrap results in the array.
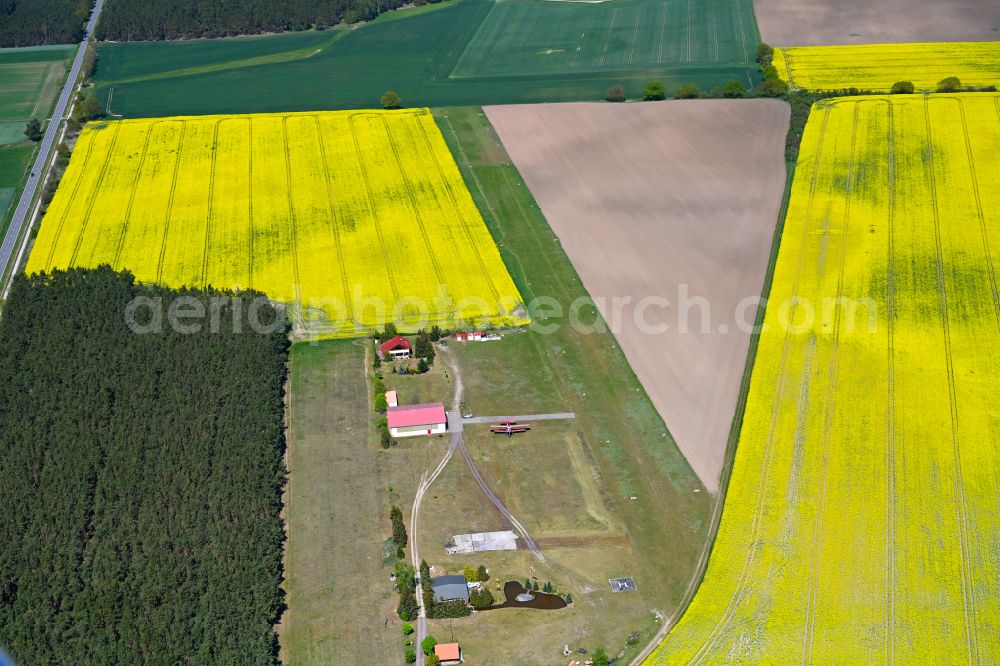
[
  {"xmin": 0, "ymin": 267, "xmax": 289, "ymax": 664},
  {"xmin": 0, "ymin": 0, "xmax": 91, "ymax": 46},
  {"xmin": 97, "ymin": 0, "xmax": 414, "ymax": 41}
]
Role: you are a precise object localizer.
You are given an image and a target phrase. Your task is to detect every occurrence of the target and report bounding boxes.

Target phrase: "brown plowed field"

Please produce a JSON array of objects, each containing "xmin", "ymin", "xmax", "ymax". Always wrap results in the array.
[
  {"xmin": 485, "ymin": 100, "xmax": 789, "ymax": 493},
  {"xmin": 754, "ymin": 0, "xmax": 1000, "ymax": 47}
]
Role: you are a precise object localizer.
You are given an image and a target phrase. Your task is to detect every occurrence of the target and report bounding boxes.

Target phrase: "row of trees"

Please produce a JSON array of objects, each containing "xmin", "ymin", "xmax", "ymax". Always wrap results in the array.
[
  {"xmin": 0, "ymin": 0, "xmax": 91, "ymax": 46},
  {"xmin": 96, "ymin": 0, "xmax": 413, "ymax": 41},
  {"xmin": 0, "ymin": 267, "xmax": 289, "ymax": 664}
]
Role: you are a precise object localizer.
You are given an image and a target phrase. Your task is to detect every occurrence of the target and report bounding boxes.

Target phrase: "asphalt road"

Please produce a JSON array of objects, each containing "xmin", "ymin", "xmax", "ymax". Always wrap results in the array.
[{"xmin": 0, "ymin": 0, "xmax": 106, "ymax": 287}]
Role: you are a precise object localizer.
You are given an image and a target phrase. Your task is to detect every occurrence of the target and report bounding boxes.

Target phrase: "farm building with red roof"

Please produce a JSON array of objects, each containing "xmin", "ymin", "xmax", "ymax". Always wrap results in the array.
[
  {"xmin": 387, "ymin": 402, "xmax": 447, "ymax": 438},
  {"xmin": 379, "ymin": 335, "xmax": 411, "ymax": 359}
]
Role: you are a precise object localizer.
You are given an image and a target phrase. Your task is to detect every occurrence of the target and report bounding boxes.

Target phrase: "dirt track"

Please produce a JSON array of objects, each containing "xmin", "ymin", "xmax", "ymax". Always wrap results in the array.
[
  {"xmin": 485, "ymin": 100, "xmax": 789, "ymax": 493},
  {"xmin": 754, "ymin": 0, "xmax": 1000, "ymax": 46}
]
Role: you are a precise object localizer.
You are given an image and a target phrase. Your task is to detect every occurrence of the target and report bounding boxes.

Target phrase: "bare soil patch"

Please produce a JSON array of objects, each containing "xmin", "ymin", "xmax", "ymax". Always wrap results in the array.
[
  {"xmin": 754, "ymin": 0, "xmax": 1000, "ymax": 47},
  {"xmin": 485, "ymin": 100, "xmax": 789, "ymax": 493}
]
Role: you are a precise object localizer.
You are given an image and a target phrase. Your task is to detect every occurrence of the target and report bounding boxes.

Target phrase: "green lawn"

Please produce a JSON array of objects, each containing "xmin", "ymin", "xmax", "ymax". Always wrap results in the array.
[{"xmin": 93, "ymin": 0, "xmax": 759, "ymax": 117}]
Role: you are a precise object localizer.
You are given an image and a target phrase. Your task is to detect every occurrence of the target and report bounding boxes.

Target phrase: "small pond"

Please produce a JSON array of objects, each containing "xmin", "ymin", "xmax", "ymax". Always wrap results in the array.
[{"xmin": 480, "ymin": 580, "xmax": 568, "ymax": 611}]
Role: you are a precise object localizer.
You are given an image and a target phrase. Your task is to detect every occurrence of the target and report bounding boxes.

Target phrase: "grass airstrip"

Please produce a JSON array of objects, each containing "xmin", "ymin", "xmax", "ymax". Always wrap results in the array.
[
  {"xmin": 25, "ymin": 108, "xmax": 526, "ymax": 336},
  {"xmin": 774, "ymin": 42, "xmax": 1000, "ymax": 92},
  {"xmin": 92, "ymin": 0, "xmax": 760, "ymax": 117},
  {"xmin": 648, "ymin": 93, "xmax": 1000, "ymax": 663}
]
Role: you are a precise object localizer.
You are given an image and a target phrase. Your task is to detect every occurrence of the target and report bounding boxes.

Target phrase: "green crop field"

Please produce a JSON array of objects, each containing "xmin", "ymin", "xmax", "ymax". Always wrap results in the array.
[
  {"xmin": 93, "ymin": 0, "xmax": 759, "ymax": 117},
  {"xmin": 452, "ymin": 0, "xmax": 755, "ymax": 78},
  {"xmin": 0, "ymin": 45, "xmax": 74, "ymax": 237}
]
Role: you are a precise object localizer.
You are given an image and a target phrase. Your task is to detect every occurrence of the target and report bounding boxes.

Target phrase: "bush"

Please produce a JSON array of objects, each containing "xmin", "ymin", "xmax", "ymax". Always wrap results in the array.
[
  {"xmin": 404, "ymin": 647, "xmax": 416, "ymax": 663},
  {"xmin": 674, "ymin": 83, "xmax": 699, "ymax": 99},
  {"xmin": 756, "ymin": 43, "xmax": 774, "ymax": 67},
  {"xmin": 565, "ymin": 592, "xmax": 573, "ymax": 603},
  {"xmin": 401, "ymin": 622, "xmax": 414, "ymax": 635},
  {"xmin": 592, "ymin": 647, "xmax": 609, "ymax": 666},
  {"xmin": 756, "ymin": 77, "xmax": 789, "ymax": 97},
  {"xmin": 476, "ymin": 564, "xmax": 489, "ymax": 581},
  {"xmin": 643, "ymin": 81, "xmax": 666, "ymax": 101},
  {"xmin": 24, "ymin": 118, "xmax": 42, "ymax": 141},
  {"xmin": 374, "ymin": 393, "xmax": 388, "ymax": 412},
  {"xmin": 722, "ymin": 79, "xmax": 746, "ymax": 98},
  {"xmin": 604, "ymin": 84, "xmax": 626, "ymax": 102},
  {"xmin": 470, "ymin": 587, "xmax": 495, "ymax": 609},
  {"xmin": 381, "ymin": 91, "xmax": 402, "ymax": 109},
  {"xmin": 463, "ymin": 565, "xmax": 478, "ymax": 582},
  {"xmin": 417, "ymin": 358, "xmax": 429, "ymax": 373},
  {"xmin": 762, "ymin": 64, "xmax": 779, "ymax": 81},
  {"xmin": 890, "ymin": 81, "xmax": 915, "ymax": 95},
  {"xmin": 426, "ymin": 654, "xmax": 440, "ymax": 666},
  {"xmin": 421, "ymin": 635, "xmax": 438, "ymax": 656},
  {"xmin": 936, "ymin": 76, "xmax": 961, "ymax": 92}
]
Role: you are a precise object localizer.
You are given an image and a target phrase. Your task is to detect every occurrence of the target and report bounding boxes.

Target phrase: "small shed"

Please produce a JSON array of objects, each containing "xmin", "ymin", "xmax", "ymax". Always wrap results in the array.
[
  {"xmin": 435, "ymin": 642, "xmax": 463, "ymax": 665},
  {"xmin": 387, "ymin": 403, "xmax": 447, "ymax": 438},
  {"xmin": 430, "ymin": 575, "xmax": 470, "ymax": 603},
  {"xmin": 379, "ymin": 335, "xmax": 412, "ymax": 359},
  {"xmin": 385, "ymin": 390, "xmax": 398, "ymax": 408}
]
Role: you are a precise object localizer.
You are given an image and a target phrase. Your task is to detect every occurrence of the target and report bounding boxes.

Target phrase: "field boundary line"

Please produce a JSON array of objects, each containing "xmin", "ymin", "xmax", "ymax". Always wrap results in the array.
[
  {"xmin": 312, "ymin": 115, "xmax": 356, "ymax": 325},
  {"xmin": 803, "ymin": 103, "xmax": 860, "ymax": 663},
  {"xmin": 690, "ymin": 105, "xmax": 833, "ymax": 664},
  {"xmin": 924, "ymin": 96, "xmax": 978, "ymax": 664},
  {"xmin": 281, "ymin": 116, "xmax": 305, "ymax": 328},
  {"xmin": 113, "ymin": 120, "xmax": 161, "ymax": 268},
  {"xmin": 68, "ymin": 121, "xmax": 122, "ymax": 267},
  {"xmin": 156, "ymin": 122, "xmax": 186, "ymax": 283},
  {"xmin": 956, "ymin": 98, "xmax": 1000, "ymax": 332},
  {"xmin": 42, "ymin": 121, "xmax": 101, "ymax": 270},
  {"xmin": 376, "ymin": 114, "xmax": 452, "ymax": 311},
  {"xmin": 347, "ymin": 113, "xmax": 400, "ymax": 303},
  {"xmin": 415, "ymin": 116, "xmax": 502, "ymax": 307},
  {"xmin": 200, "ymin": 119, "xmax": 224, "ymax": 289}
]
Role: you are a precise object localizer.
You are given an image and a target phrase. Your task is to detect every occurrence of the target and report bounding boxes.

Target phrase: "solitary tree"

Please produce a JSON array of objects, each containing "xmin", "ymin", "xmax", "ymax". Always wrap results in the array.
[
  {"xmin": 604, "ymin": 84, "xmax": 626, "ymax": 102},
  {"xmin": 24, "ymin": 118, "xmax": 42, "ymax": 141},
  {"xmin": 565, "ymin": 592, "xmax": 573, "ymax": 603},
  {"xmin": 890, "ymin": 81, "xmax": 915, "ymax": 94},
  {"xmin": 420, "ymin": 559, "xmax": 431, "ymax": 584},
  {"xmin": 592, "ymin": 647, "xmax": 610, "ymax": 666},
  {"xmin": 476, "ymin": 564, "xmax": 489, "ymax": 581},
  {"xmin": 674, "ymin": 83, "xmax": 700, "ymax": 99},
  {"xmin": 381, "ymin": 91, "xmax": 402, "ymax": 109},
  {"xmin": 390, "ymin": 505, "xmax": 407, "ymax": 549},
  {"xmin": 722, "ymin": 79, "xmax": 746, "ymax": 98},
  {"xmin": 421, "ymin": 635, "xmax": 438, "ymax": 656},
  {"xmin": 936, "ymin": 76, "xmax": 962, "ymax": 92},
  {"xmin": 643, "ymin": 81, "xmax": 666, "ymax": 101}
]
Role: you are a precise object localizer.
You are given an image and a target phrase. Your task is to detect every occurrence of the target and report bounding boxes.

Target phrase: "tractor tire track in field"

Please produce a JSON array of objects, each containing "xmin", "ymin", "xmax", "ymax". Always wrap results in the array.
[
  {"xmin": 377, "ymin": 114, "xmax": 452, "ymax": 314},
  {"xmin": 200, "ymin": 119, "xmax": 224, "ymax": 290},
  {"xmin": 803, "ymin": 103, "xmax": 860, "ymax": 663},
  {"xmin": 43, "ymin": 120, "xmax": 102, "ymax": 270},
  {"xmin": 157, "ymin": 122, "xmax": 187, "ymax": 283},
  {"xmin": 113, "ymin": 120, "xmax": 161, "ymax": 269},
  {"xmin": 348, "ymin": 113, "xmax": 400, "ymax": 303},
  {"xmin": 923, "ymin": 97, "xmax": 978, "ymax": 663},
  {"xmin": 416, "ymin": 118, "xmax": 502, "ymax": 307},
  {"xmin": 955, "ymin": 98, "xmax": 1000, "ymax": 332},
  {"xmin": 880, "ymin": 99, "xmax": 897, "ymax": 665},
  {"xmin": 312, "ymin": 115, "xmax": 357, "ymax": 327},
  {"xmin": 686, "ymin": 0, "xmax": 693, "ymax": 62},
  {"xmin": 69, "ymin": 121, "xmax": 122, "ymax": 268},
  {"xmin": 628, "ymin": 7, "xmax": 641, "ymax": 65},
  {"xmin": 599, "ymin": 9, "xmax": 618, "ymax": 67},
  {"xmin": 247, "ymin": 119, "xmax": 254, "ymax": 290},
  {"xmin": 282, "ymin": 116, "xmax": 305, "ymax": 328},
  {"xmin": 691, "ymin": 106, "xmax": 833, "ymax": 664},
  {"xmin": 658, "ymin": 2, "xmax": 667, "ymax": 64}
]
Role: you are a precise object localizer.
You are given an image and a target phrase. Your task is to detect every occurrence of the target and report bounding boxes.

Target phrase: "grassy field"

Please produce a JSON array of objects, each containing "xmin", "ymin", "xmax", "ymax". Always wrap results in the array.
[
  {"xmin": 24, "ymin": 109, "xmax": 526, "ymax": 336},
  {"xmin": 648, "ymin": 94, "xmax": 1000, "ymax": 663},
  {"xmin": 0, "ymin": 45, "xmax": 74, "ymax": 238},
  {"xmin": 92, "ymin": 0, "xmax": 758, "ymax": 117},
  {"xmin": 280, "ymin": 340, "xmax": 425, "ymax": 664},
  {"xmin": 775, "ymin": 42, "xmax": 1000, "ymax": 92}
]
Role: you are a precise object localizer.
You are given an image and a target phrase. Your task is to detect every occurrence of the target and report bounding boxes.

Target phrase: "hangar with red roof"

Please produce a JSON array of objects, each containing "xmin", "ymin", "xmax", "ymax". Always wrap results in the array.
[{"xmin": 387, "ymin": 402, "xmax": 447, "ymax": 438}]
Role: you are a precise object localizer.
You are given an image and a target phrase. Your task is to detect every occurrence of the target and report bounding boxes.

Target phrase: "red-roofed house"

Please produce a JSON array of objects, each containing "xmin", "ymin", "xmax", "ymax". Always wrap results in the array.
[
  {"xmin": 434, "ymin": 642, "xmax": 462, "ymax": 665},
  {"xmin": 379, "ymin": 335, "xmax": 411, "ymax": 360},
  {"xmin": 387, "ymin": 402, "xmax": 447, "ymax": 437}
]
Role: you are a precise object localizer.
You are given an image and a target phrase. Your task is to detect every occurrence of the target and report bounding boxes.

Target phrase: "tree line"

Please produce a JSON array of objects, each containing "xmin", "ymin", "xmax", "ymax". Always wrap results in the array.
[
  {"xmin": 0, "ymin": 267, "xmax": 289, "ymax": 664},
  {"xmin": 96, "ymin": 0, "xmax": 418, "ymax": 41},
  {"xmin": 0, "ymin": 0, "xmax": 91, "ymax": 46}
]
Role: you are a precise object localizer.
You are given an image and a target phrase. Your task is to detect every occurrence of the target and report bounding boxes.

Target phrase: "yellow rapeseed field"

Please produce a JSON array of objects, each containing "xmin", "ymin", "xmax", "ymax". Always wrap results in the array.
[
  {"xmin": 647, "ymin": 94, "xmax": 1000, "ymax": 663},
  {"xmin": 774, "ymin": 42, "xmax": 1000, "ymax": 91},
  {"xmin": 26, "ymin": 109, "xmax": 527, "ymax": 337}
]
